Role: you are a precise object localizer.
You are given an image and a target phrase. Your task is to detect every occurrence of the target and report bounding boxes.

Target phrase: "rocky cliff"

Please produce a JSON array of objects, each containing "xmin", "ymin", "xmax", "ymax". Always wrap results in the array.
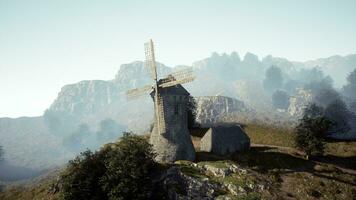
[{"xmin": 195, "ymin": 96, "xmax": 251, "ymax": 126}]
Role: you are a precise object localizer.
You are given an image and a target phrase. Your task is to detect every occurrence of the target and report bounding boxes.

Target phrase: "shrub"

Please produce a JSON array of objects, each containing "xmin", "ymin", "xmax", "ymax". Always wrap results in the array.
[
  {"xmin": 272, "ymin": 90, "xmax": 290, "ymax": 110},
  {"xmin": 60, "ymin": 150, "xmax": 107, "ymax": 200},
  {"xmin": 324, "ymin": 99, "xmax": 351, "ymax": 133},
  {"xmin": 294, "ymin": 104, "xmax": 332, "ymax": 156},
  {"xmin": 263, "ymin": 65, "xmax": 283, "ymax": 93},
  {"xmin": 100, "ymin": 133, "xmax": 156, "ymax": 200},
  {"xmin": 60, "ymin": 132, "xmax": 156, "ymax": 200}
]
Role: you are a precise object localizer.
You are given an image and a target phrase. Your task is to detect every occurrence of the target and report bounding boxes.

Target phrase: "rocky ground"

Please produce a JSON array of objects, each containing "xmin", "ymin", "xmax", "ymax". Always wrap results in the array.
[
  {"xmin": 159, "ymin": 146, "xmax": 356, "ymax": 200},
  {"xmin": 1, "ymin": 144, "xmax": 355, "ymax": 200}
]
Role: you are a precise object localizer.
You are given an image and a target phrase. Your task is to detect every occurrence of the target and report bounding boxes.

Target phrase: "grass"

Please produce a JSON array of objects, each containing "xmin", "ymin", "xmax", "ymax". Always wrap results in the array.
[
  {"xmin": 287, "ymin": 171, "xmax": 356, "ymax": 200},
  {"xmin": 2, "ymin": 123, "xmax": 356, "ymax": 200},
  {"xmin": 243, "ymin": 123, "xmax": 356, "ymax": 157},
  {"xmin": 232, "ymin": 147, "xmax": 308, "ymax": 171},
  {"xmin": 0, "ymin": 180, "xmax": 59, "ymax": 200},
  {"xmin": 325, "ymin": 141, "xmax": 356, "ymax": 157},
  {"xmin": 243, "ymin": 123, "xmax": 295, "ymax": 147}
]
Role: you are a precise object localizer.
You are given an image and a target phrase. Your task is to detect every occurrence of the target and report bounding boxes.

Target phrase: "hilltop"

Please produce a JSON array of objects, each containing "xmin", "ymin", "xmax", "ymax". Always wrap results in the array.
[{"xmin": 1, "ymin": 123, "xmax": 356, "ymax": 200}]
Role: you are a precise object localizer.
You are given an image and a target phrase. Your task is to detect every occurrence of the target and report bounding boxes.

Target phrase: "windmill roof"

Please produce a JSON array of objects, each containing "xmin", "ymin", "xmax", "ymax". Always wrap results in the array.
[
  {"xmin": 150, "ymin": 76, "xmax": 190, "ymax": 96},
  {"xmin": 158, "ymin": 84, "xmax": 190, "ymax": 95}
]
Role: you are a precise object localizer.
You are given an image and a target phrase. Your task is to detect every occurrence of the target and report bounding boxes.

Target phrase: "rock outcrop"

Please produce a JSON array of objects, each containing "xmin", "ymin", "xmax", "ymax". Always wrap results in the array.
[
  {"xmin": 158, "ymin": 161, "xmax": 269, "ymax": 200},
  {"xmin": 195, "ymin": 96, "xmax": 250, "ymax": 126},
  {"xmin": 288, "ymin": 89, "xmax": 313, "ymax": 118}
]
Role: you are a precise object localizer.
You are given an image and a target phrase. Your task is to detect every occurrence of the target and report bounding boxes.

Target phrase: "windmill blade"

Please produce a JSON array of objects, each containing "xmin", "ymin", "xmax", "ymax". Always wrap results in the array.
[
  {"xmin": 159, "ymin": 75, "xmax": 195, "ymax": 88},
  {"xmin": 164, "ymin": 67, "xmax": 194, "ymax": 82},
  {"xmin": 126, "ymin": 85, "xmax": 153, "ymax": 100},
  {"xmin": 144, "ymin": 40, "xmax": 158, "ymax": 80}
]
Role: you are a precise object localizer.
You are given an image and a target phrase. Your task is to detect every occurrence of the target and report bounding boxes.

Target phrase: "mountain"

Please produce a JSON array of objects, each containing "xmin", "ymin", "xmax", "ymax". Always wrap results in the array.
[
  {"xmin": 1, "ymin": 52, "xmax": 356, "ymax": 179},
  {"xmin": 295, "ymin": 54, "xmax": 356, "ymax": 87}
]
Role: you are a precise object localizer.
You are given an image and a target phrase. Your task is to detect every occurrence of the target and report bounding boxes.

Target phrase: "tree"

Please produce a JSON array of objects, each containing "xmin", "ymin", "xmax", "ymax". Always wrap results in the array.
[
  {"xmin": 283, "ymin": 79, "xmax": 302, "ymax": 94},
  {"xmin": 324, "ymin": 99, "xmax": 351, "ymax": 133},
  {"xmin": 97, "ymin": 119, "xmax": 124, "ymax": 144},
  {"xmin": 313, "ymin": 87, "xmax": 340, "ymax": 108},
  {"xmin": 60, "ymin": 132, "xmax": 157, "ymax": 200},
  {"xmin": 350, "ymin": 100, "xmax": 356, "ymax": 114},
  {"xmin": 298, "ymin": 67, "xmax": 325, "ymax": 84},
  {"xmin": 303, "ymin": 76, "xmax": 334, "ymax": 95},
  {"xmin": 263, "ymin": 65, "xmax": 283, "ymax": 93},
  {"xmin": 272, "ymin": 90, "xmax": 290, "ymax": 110},
  {"xmin": 342, "ymin": 69, "xmax": 356, "ymax": 100},
  {"xmin": 62, "ymin": 123, "xmax": 94, "ymax": 152},
  {"xmin": 60, "ymin": 150, "xmax": 107, "ymax": 200},
  {"xmin": 100, "ymin": 133, "xmax": 156, "ymax": 200},
  {"xmin": 294, "ymin": 104, "xmax": 332, "ymax": 157}
]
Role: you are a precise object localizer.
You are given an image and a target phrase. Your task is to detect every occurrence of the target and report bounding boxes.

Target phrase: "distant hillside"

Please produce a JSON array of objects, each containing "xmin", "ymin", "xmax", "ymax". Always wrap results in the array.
[
  {"xmin": 1, "ymin": 52, "xmax": 355, "ymax": 178},
  {"xmin": 0, "ymin": 117, "xmax": 72, "ymax": 181}
]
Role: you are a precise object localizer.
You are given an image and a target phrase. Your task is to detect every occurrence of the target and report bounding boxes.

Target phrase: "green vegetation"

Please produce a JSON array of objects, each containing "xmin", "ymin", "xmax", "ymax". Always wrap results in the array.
[
  {"xmin": 2, "ymin": 121, "xmax": 356, "ymax": 200},
  {"xmin": 295, "ymin": 104, "xmax": 331, "ymax": 156},
  {"xmin": 240, "ymin": 192, "xmax": 261, "ymax": 200},
  {"xmin": 272, "ymin": 90, "xmax": 289, "ymax": 109},
  {"xmin": 243, "ymin": 124, "xmax": 295, "ymax": 147},
  {"xmin": 0, "ymin": 179, "xmax": 60, "ymax": 200},
  {"xmin": 60, "ymin": 132, "xmax": 156, "ymax": 200},
  {"xmin": 232, "ymin": 147, "xmax": 308, "ymax": 171}
]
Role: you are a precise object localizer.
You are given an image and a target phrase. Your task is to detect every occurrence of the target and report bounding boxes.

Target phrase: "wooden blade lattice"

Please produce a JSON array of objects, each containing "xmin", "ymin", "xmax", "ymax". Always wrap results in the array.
[
  {"xmin": 145, "ymin": 40, "xmax": 158, "ymax": 81},
  {"xmin": 126, "ymin": 85, "xmax": 152, "ymax": 100},
  {"xmin": 159, "ymin": 67, "xmax": 195, "ymax": 88}
]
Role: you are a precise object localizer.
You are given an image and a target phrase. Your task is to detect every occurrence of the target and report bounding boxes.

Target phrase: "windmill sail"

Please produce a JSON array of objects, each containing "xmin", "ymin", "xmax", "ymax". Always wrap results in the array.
[
  {"xmin": 126, "ymin": 40, "xmax": 195, "ymax": 135},
  {"xmin": 144, "ymin": 39, "xmax": 164, "ymax": 134},
  {"xmin": 159, "ymin": 75, "xmax": 195, "ymax": 88},
  {"xmin": 159, "ymin": 67, "xmax": 195, "ymax": 88},
  {"xmin": 145, "ymin": 40, "xmax": 158, "ymax": 81},
  {"xmin": 126, "ymin": 85, "xmax": 152, "ymax": 99}
]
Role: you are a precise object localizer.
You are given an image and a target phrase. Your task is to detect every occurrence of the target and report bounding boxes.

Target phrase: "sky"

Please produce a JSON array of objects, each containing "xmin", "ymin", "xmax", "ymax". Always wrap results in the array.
[{"xmin": 0, "ymin": 0, "xmax": 356, "ymax": 118}]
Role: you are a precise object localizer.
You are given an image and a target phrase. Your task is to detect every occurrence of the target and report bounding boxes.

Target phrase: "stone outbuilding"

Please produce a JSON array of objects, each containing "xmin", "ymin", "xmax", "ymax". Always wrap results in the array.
[{"xmin": 199, "ymin": 125, "xmax": 250, "ymax": 155}]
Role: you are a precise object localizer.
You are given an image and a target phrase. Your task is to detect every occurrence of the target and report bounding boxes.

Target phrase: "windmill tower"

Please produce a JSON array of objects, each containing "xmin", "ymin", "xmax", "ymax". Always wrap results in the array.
[{"xmin": 127, "ymin": 40, "xmax": 196, "ymax": 163}]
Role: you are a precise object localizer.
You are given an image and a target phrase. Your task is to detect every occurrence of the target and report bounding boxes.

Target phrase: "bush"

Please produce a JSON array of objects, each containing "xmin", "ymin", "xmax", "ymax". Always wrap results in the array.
[
  {"xmin": 272, "ymin": 90, "xmax": 290, "ymax": 110},
  {"xmin": 324, "ymin": 99, "xmax": 351, "ymax": 133},
  {"xmin": 342, "ymin": 69, "xmax": 356, "ymax": 100},
  {"xmin": 60, "ymin": 132, "xmax": 156, "ymax": 200},
  {"xmin": 100, "ymin": 133, "xmax": 156, "ymax": 200},
  {"xmin": 263, "ymin": 65, "xmax": 283, "ymax": 93},
  {"xmin": 294, "ymin": 104, "xmax": 332, "ymax": 156}
]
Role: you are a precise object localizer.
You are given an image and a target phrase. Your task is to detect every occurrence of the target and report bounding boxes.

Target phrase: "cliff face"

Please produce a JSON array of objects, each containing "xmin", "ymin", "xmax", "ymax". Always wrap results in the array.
[
  {"xmin": 195, "ymin": 96, "xmax": 250, "ymax": 126},
  {"xmin": 49, "ymin": 80, "xmax": 120, "ymax": 117},
  {"xmin": 46, "ymin": 61, "xmax": 172, "ymax": 133}
]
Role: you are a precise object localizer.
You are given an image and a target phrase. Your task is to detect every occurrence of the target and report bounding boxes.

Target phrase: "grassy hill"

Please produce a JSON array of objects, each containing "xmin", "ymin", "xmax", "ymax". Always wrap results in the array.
[{"xmin": 1, "ymin": 123, "xmax": 356, "ymax": 200}]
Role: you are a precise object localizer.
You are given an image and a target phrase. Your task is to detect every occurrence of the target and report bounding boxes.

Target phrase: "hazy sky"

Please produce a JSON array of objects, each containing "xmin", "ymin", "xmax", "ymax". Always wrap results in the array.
[{"xmin": 1, "ymin": 0, "xmax": 356, "ymax": 117}]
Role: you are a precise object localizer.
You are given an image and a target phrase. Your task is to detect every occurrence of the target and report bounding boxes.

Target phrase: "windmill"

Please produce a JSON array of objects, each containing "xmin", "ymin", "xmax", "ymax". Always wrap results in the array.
[{"xmin": 126, "ymin": 39, "xmax": 196, "ymax": 162}]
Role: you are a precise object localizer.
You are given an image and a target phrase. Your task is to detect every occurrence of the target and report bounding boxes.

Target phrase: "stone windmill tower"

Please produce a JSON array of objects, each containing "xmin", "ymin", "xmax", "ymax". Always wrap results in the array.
[{"xmin": 127, "ymin": 40, "xmax": 196, "ymax": 163}]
